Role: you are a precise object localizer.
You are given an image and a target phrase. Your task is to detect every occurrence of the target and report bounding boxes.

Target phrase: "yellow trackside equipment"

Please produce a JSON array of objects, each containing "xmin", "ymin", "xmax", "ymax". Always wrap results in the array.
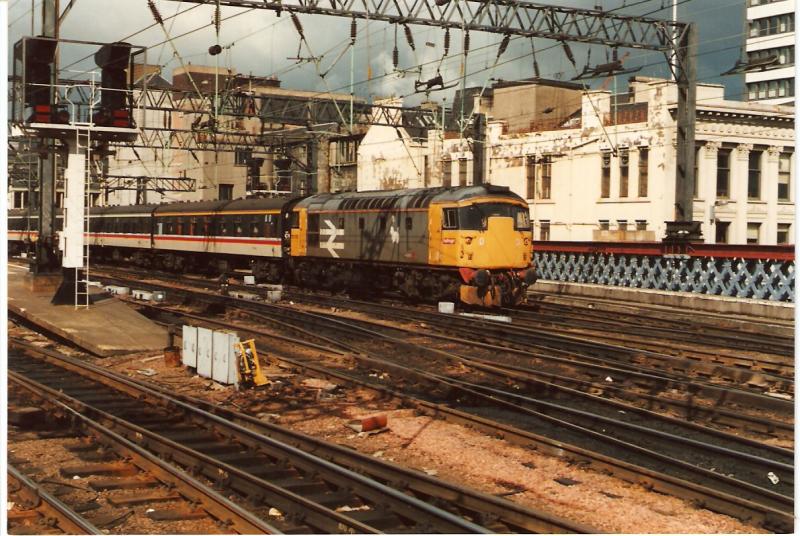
[{"xmin": 235, "ymin": 339, "xmax": 269, "ymax": 388}]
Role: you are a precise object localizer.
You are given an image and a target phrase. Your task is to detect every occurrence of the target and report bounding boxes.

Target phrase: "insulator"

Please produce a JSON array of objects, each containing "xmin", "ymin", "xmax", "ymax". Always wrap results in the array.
[
  {"xmin": 404, "ymin": 25, "xmax": 415, "ymax": 51},
  {"xmin": 291, "ymin": 13, "xmax": 304, "ymax": 37},
  {"xmin": 147, "ymin": 0, "xmax": 163, "ymax": 25},
  {"xmin": 350, "ymin": 18, "xmax": 357, "ymax": 44},
  {"xmin": 393, "ymin": 45, "xmax": 399, "ymax": 68},
  {"xmin": 464, "ymin": 31, "xmax": 470, "ymax": 54},
  {"xmin": 209, "ymin": 44, "xmax": 223, "ymax": 56},
  {"xmin": 214, "ymin": 4, "xmax": 221, "ymax": 34},
  {"xmin": 444, "ymin": 28, "xmax": 450, "ymax": 56},
  {"xmin": 497, "ymin": 34, "xmax": 510, "ymax": 59},
  {"xmin": 561, "ymin": 41, "xmax": 576, "ymax": 67}
]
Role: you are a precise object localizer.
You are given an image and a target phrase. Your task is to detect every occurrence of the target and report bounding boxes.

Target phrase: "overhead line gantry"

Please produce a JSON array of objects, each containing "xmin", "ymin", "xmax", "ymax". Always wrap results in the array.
[{"xmin": 170, "ymin": 0, "xmax": 697, "ymax": 225}]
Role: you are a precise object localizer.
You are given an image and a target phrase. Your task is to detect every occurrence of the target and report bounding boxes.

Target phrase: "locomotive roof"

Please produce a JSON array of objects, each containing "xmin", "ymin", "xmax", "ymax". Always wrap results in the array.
[{"xmin": 297, "ymin": 185, "xmax": 524, "ymax": 210}]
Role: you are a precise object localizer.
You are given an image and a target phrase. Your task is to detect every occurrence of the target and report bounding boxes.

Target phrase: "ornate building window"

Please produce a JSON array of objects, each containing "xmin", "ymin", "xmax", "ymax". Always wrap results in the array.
[
  {"xmin": 779, "ymin": 153, "xmax": 792, "ymax": 201},
  {"xmin": 600, "ymin": 152, "xmax": 611, "ymax": 198}
]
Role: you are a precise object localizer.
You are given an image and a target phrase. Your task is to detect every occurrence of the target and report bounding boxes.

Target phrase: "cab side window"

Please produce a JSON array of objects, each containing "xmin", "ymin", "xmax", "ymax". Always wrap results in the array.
[{"xmin": 442, "ymin": 208, "xmax": 458, "ymax": 230}]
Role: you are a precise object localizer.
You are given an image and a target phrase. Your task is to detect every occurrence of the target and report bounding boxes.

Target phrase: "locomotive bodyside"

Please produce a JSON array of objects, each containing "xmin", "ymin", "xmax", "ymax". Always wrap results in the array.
[{"xmin": 289, "ymin": 185, "xmax": 535, "ymax": 305}]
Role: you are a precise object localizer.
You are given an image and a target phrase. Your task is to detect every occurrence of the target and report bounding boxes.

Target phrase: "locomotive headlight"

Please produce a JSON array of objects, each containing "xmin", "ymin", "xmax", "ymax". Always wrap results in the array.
[
  {"xmin": 524, "ymin": 238, "xmax": 530, "ymax": 246},
  {"xmin": 465, "ymin": 237, "xmax": 473, "ymax": 245}
]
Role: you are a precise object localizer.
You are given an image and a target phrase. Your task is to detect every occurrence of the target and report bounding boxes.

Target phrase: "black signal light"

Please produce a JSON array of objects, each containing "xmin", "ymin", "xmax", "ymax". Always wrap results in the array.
[{"xmin": 94, "ymin": 42, "xmax": 134, "ymax": 127}]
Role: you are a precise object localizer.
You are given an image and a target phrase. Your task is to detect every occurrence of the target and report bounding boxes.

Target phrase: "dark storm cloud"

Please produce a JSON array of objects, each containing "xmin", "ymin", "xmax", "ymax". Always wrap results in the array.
[{"xmin": 8, "ymin": 0, "xmax": 745, "ymax": 102}]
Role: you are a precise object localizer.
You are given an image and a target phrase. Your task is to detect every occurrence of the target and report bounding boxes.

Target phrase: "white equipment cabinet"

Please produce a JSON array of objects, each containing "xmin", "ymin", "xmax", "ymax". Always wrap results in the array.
[
  {"xmin": 212, "ymin": 330, "xmax": 240, "ymax": 386},
  {"xmin": 181, "ymin": 325, "xmax": 198, "ymax": 367}
]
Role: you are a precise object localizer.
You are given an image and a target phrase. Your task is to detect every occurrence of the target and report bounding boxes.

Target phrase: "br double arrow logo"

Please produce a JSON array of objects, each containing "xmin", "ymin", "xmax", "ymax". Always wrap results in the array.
[{"xmin": 320, "ymin": 219, "xmax": 345, "ymax": 258}]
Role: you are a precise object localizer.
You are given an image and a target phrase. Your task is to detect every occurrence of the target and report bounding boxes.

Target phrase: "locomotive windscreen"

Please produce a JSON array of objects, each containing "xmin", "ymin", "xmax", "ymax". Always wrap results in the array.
[{"xmin": 457, "ymin": 203, "xmax": 531, "ymax": 231}]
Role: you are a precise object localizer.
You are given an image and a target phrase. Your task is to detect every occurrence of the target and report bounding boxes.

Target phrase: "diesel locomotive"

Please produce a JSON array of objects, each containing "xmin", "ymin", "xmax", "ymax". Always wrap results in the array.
[{"xmin": 8, "ymin": 185, "xmax": 537, "ymax": 306}]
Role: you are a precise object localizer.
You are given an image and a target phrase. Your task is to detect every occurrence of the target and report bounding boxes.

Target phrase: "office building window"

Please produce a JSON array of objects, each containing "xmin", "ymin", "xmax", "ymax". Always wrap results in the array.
[
  {"xmin": 747, "ymin": 46, "xmax": 795, "ymax": 68},
  {"xmin": 747, "ymin": 222, "xmax": 761, "ymax": 245},
  {"xmin": 617, "ymin": 220, "xmax": 628, "ymax": 232},
  {"xmin": 601, "ymin": 153, "xmax": 611, "ymax": 198},
  {"xmin": 747, "ymin": 78, "xmax": 794, "ymax": 101},
  {"xmin": 635, "ymin": 220, "xmax": 647, "ymax": 231},
  {"xmin": 599, "ymin": 219, "xmax": 610, "ymax": 231},
  {"xmin": 777, "ymin": 223, "xmax": 792, "ymax": 244},
  {"xmin": 693, "ymin": 146, "xmax": 700, "ymax": 198},
  {"xmin": 638, "ymin": 148, "xmax": 649, "ymax": 198},
  {"xmin": 779, "ymin": 153, "xmax": 792, "ymax": 201},
  {"xmin": 715, "ymin": 221, "xmax": 730, "ymax": 244},
  {"xmin": 748, "ymin": 150, "xmax": 762, "ymax": 200},
  {"xmin": 716, "ymin": 149, "xmax": 730, "ymax": 198},
  {"xmin": 749, "ymin": 13, "xmax": 794, "ymax": 37},
  {"xmin": 526, "ymin": 156, "xmax": 536, "ymax": 199},
  {"xmin": 540, "ymin": 220, "xmax": 550, "ymax": 241},
  {"xmin": 458, "ymin": 159, "xmax": 468, "ymax": 187},
  {"xmin": 442, "ymin": 160, "xmax": 452, "ymax": 187},
  {"xmin": 619, "ymin": 149, "xmax": 629, "ymax": 198},
  {"xmin": 218, "ymin": 184, "xmax": 234, "ymax": 200}
]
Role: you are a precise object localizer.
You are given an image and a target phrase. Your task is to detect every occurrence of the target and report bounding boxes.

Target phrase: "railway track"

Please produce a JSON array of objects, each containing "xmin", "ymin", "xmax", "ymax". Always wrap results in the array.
[
  {"xmin": 526, "ymin": 291, "xmax": 794, "ymax": 339},
  {"xmin": 83, "ymin": 290, "xmax": 793, "ymax": 530},
  {"xmin": 8, "ymin": 396, "xmax": 276, "ymax": 534},
  {"xmin": 8, "ymin": 339, "xmax": 592, "ymax": 534},
  {"xmin": 81, "ymin": 268, "xmax": 795, "ymax": 527},
  {"xmin": 280, "ymin": 291, "xmax": 794, "ymax": 393},
  {"xmin": 7, "ymin": 464, "xmax": 101, "ymax": 535},
  {"xmin": 98, "ymin": 270, "xmax": 792, "ymax": 428},
  {"xmin": 91, "ymin": 266, "xmax": 794, "ymax": 393}
]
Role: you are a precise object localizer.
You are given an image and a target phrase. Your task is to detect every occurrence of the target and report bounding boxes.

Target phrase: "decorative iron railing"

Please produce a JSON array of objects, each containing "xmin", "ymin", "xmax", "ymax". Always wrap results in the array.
[{"xmin": 533, "ymin": 241, "xmax": 795, "ymax": 302}]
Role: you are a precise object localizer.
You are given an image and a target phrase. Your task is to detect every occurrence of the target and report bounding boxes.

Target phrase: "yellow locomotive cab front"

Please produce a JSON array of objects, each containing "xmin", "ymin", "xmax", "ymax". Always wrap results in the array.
[{"xmin": 429, "ymin": 197, "xmax": 535, "ymax": 306}]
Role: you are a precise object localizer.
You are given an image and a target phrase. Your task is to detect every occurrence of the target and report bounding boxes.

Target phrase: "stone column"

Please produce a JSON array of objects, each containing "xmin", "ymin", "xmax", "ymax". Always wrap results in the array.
[
  {"xmin": 700, "ymin": 141, "xmax": 720, "ymax": 241},
  {"xmin": 764, "ymin": 146, "xmax": 782, "ymax": 245},
  {"xmin": 732, "ymin": 143, "xmax": 753, "ymax": 244}
]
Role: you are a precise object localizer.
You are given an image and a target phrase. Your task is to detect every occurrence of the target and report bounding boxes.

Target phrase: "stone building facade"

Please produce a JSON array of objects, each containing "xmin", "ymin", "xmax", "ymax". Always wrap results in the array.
[{"xmin": 356, "ymin": 77, "xmax": 795, "ymax": 245}]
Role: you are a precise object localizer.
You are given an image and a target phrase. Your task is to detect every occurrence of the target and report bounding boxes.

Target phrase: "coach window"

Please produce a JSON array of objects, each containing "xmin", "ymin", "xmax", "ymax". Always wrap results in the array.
[
  {"xmin": 176, "ymin": 218, "xmax": 183, "ymax": 235},
  {"xmin": 235, "ymin": 218, "xmax": 244, "ymax": 236},
  {"xmin": 251, "ymin": 218, "xmax": 261, "ymax": 236},
  {"xmin": 405, "ymin": 216, "xmax": 413, "ymax": 230},
  {"xmin": 358, "ymin": 217, "xmax": 365, "ymax": 230},
  {"xmin": 220, "ymin": 221, "xmax": 228, "ymax": 236},
  {"xmin": 379, "ymin": 216, "xmax": 387, "ymax": 232},
  {"xmin": 338, "ymin": 217, "xmax": 345, "ymax": 229},
  {"xmin": 265, "ymin": 215, "xmax": 277, "ymax": 237},
  {"xmin": 442, "ymin": 208, "xmax": 458, "ymax": 229},
  {"xmin": 290, "ymin": 211, "xmax": 300, "ymax": 229}
]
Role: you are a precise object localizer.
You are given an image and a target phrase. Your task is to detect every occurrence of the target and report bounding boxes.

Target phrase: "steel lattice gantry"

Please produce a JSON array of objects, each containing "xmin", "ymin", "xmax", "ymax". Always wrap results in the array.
[{"xmin": 170, "ymin": 0, "xmax": 697, "ymax": 222}]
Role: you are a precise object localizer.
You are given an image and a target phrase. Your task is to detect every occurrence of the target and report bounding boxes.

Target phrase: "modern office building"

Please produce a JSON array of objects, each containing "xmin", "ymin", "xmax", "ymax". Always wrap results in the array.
[{"xmin": 745, "ymin": 0, "xmax": 795, "ymax": 105}]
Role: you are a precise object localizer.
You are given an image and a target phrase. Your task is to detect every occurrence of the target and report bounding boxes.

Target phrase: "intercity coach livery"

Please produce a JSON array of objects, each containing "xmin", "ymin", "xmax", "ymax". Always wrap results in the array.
[{"xmin": 8, "ymin": 185, "xmax": 537, "ymax": 306}]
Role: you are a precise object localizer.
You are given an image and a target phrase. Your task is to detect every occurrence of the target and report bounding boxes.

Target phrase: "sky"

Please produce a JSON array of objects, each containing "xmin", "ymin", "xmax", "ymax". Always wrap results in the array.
[{"xmin": 7, "ymin": 0, "xmax": 746, "ymax": 105}]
